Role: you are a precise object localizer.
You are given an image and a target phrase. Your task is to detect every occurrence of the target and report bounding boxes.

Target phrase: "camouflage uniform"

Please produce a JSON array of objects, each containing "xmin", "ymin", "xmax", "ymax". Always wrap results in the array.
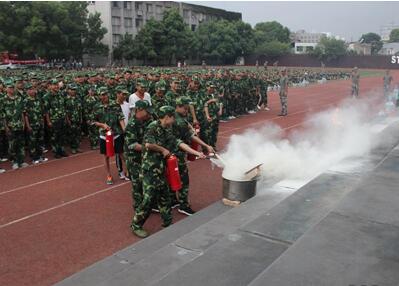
[
  {"xmin": 84, "ymin": 91, "xmax": 100, "ymax": 149},
  {"xmin": 172, "ymin": 109, "xmax": 194, "ymax": 209},
  {"xmin": 43, "ymin": 90, "xmax": 67, "ymax": 156},
  {"xmin": 132, "ymin": 118, "xmax": 183, "ymax": 231},
  {"xmin": 124, "ymin": 114, "xmax": 151, "ymax": 210},
  {"xmin": 25, "ymin": 92, "xmax": 45, "ymax": 161},
  {"xmin": 351, "ymin": 70, "xmax": 360, "ymax": 98},
  {"xmin": 3, "ymin": 93, "xmax": 26, "ymax": 165},
  {"xmin": 279, "ymin": 74, "xmax": 289, "ymax": 115},
  {"xmin": 65, "ymin": 90, "xmax": 83, "ymax": 151},
  {"xmin": 0, "ymin": 92, "xmax": 8, "ymax": 160}
]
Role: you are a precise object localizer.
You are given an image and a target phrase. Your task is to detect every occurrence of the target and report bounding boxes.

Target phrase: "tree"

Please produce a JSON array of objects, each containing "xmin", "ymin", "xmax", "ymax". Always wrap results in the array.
[
  {"xmin": 133, "ymin": 19, "xmax": 165, "ymax": 64},
  {"xmin": 254, "ymin": 21, "xmax": 290, "ymax": 44},
  {"xmin": 83, "ymin": 12, "xmax": 108, "ymax": 55},
  {"xmin": 389, "ymin": 28, "xmax": 399, "ymax": 42},
  {"xmin": 254, "ymin": 40, "xmax": 290, "ymax": 58},
  {"xmin": 113, "ymin": 33, "xmax": 135, "ymax": 61},
  {"xmin": 360, "ymin": 32, "xmax": 383, "ymax": 54},
  {"xmin": 160, "ymin": 9, "xmax": 196, "ymax": 64},
  {"xmin": 311, "ymin": 36, "xmax": 347, "ymax": 62}
]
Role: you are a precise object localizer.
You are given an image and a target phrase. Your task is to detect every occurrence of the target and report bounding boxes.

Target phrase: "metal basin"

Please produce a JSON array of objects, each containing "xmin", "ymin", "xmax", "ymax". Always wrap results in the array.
[{"xmin": 222, "ymin": 176, "xmax": 258, "ymax": 202}]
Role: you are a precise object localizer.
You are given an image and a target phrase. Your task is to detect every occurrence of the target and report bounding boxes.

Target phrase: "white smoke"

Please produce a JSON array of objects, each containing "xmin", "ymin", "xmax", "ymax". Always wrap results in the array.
[{"xmin": 219, "ymin": 95, "xmax": 396, "ymax": 182}]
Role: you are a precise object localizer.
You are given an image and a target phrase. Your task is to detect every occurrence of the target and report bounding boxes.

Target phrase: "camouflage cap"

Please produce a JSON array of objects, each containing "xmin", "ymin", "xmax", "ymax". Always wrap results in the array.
[
  {"xmin": 206, "ymin": 81, "xmax": 216, "ymax": 88},
  {"xmin": 170, "ymin": 77, "xmax": 181, "ymax": 83},
  {"xmin": 97, "ymin": 86, "xmax": 109, "ymax": 95},
  {"xmin": 158, "ymin": 105, "xmax": 175, "ymax": 118},
  {"xmin": 67, "ymin": 83, "xmax": 78, "ymax": 90},
  {"xmin": 115, "ymin": 85, "xmax": 129, "ymax": 94},
  {"xmin": 175, "ymin": 96, "xmax": 192, "ymax": 106},
  {"xmin": 14, "ymin": 76, "xmax": 23, "ymax": 82},
  {"xmin": 135, "ymin": 100, "xmax": 153, "ymax": 114},
  {"xmin": 25, "ymin": 83, "xmax": 33, "ymax": 89},
  {"xmin": 50, "ymin": 79, "xmax": 58, "ymax": 85},
  {"xmin": 155, "ymin": 80, "xmax": 167, "ymax": 91},
  {"xmin": 136, "ymin": 78, "xmax": 149, "ymax": 88}
]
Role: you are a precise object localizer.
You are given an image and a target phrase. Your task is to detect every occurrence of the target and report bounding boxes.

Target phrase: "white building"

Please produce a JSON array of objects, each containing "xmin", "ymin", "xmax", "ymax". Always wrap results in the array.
[
  {"xmin": 87, "ymin": 1, "xmax": 241, "ymax": 65},
  {"xmin": 291, "ymin": 30, "xmax": 332, "ymax": 54},
  {"xmin": 379, "ymin": 42, "xmax": 399, "ymax": 55},
  {"xmin": 348, "ymin": 42, "xmax": 372, "ymax": 55}
]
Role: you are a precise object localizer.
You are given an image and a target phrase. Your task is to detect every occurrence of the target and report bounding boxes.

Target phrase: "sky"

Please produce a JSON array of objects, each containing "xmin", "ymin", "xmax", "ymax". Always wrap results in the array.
[{"xmin": 189, "ymin": 1, "xmax": 399, "ymax": 41}]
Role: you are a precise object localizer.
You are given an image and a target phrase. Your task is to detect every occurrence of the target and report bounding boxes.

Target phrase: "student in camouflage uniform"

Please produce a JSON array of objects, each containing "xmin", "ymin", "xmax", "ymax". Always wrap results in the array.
[
  {"xmin": 3, "ymin": 81, "xmax": 28, "ymax": 169},
  {"xmin": 124, "ymin": 100, "xmax": 153, "ymax": 211},
  {"xmin": 172, "ymin": 97, "xmax": 214, "ymax": 216},
  {"xmin": 201, "ymin": 82, "xmax": 223, "ymax": 149},
  {"xmin": 24, "ymin": 83, "xmax": 47, "ymax": 164},
  {"xmin": 93, "ymin": 87, "xmax": 126, "ymax": 185},
  {"xmin": 0, "ymin": 81, "xmax": 8, "ymax": 167},
  {"xmin": 351, "ymin": 67, "xmax": 360, "ymax": 98},
  {"xmin": 151, "ymin": 80, "xmax": 168, "ymax": 119},
  {"xmin": 43, "ymin": 79, "xmax": 68, "ymax": 158},
  {"xmin": 279, "ymin": 68, "xmax": 289, "ymax": 116},
  {"xmin": 165, "ymin": 78, "xmax": 182, "ymax": 107},
  {"xmin": 131, "ymin": 105, "xmax": 205, "ymax": 238},
  {"xmin": 65, "ymin": 84, "xmax": 83, "ymax": 154},
  {"xmin": 84, "ymin": 86, "xmax": 100, "ymax": 149}
]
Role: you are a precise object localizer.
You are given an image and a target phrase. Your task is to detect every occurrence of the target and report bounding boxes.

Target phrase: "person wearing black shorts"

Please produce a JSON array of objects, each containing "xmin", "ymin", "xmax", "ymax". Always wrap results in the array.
[{"xmin": 92, "ymin": 87, "xmax": 126, "ymax": 185}]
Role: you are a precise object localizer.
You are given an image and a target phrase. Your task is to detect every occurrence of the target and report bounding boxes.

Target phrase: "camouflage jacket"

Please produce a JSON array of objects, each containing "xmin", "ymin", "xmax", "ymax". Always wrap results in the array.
[
  {"xmin": 142, "ymin": 120, "xmax": 182, "ymax": 174},
  {"xmin": 124, "ymin": 116, "xmax": 151, "ymax": 160},
  {"xmin": 84, "ymin": 95, "xmax": 100, "ymax": 121},
  {"xmin": 43, "ymin": 91, "xmax": 66, "ymax": 122},
  {"xmin": 3, "ymin": 93, "xmax": 26, "ymax": 131},
  {"xmin": 151, "ymin": 95, "xmax": 168, "ymax": 119},
  {"xmin": 65, "ymin": 95, "xmax": 82, "ymax": 124},
  {"xmin": 95, "ymin": 103, "xmax": 124, "ymax": 137},
  {"xmin": 172, "ymin": 112, "xmax": 194, "ymax": 158},
  {"xmin": 25, "ymin": 96, "xmax": 44, "ymax": 127}
]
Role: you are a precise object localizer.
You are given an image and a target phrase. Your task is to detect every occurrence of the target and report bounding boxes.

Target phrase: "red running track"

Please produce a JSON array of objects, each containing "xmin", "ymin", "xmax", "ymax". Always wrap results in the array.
[{"xmin": 0, "ymin": 73, "xmax": 395, "ymax": 286}]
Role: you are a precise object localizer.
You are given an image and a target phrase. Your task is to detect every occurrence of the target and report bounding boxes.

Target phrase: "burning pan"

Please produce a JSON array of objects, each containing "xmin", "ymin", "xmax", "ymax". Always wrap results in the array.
[{"xmin": 222, "ymin": 176, "xmax": 258, "ymax": 202}]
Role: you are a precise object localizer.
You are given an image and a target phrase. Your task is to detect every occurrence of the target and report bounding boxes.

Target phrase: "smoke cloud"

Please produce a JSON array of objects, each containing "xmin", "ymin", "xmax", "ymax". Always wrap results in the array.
[{"xmin": 219, "ymin": 95, "xmax": 397, "ymax": 182}]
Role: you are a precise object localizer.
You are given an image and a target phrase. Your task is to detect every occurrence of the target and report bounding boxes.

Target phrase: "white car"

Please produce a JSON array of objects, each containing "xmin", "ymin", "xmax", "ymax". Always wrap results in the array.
[{"xmin": 0, "ymin": 63, "xmax": 24, "ymax": 70}]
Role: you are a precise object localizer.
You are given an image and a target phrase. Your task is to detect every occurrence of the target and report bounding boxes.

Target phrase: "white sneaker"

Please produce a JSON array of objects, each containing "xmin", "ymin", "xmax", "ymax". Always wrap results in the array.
[
  {"xmin": 0, "ymin": 168, "xmax": 5, "ymax": 174},
  {"xmin": 20, "ymin": 162, "xmax": 29, "ymax": 168},
  {"xmin": 0, "ymin": 158, "xmax": 8, "ymax": 162},
  {"xmin": 265, "ymin": 107, "xmax": 270, "ymax": 111},
  {"xmin": 32, "ymin": 160, "xmax": 41, "ymax": 165},
  {"xmin": 40, "ymin": 157, "xmax": 49, "ymax": 162},
  {"xmin": 12, "ymin": 163, "xmax": 19, "ymax": 170},
  {"xmin": 257, "ymin": 105, "xmax": 261, "ymax": 110},
  {"xmin": 118, "ymin": 171, "xmax": 127, "ymax": 180}
]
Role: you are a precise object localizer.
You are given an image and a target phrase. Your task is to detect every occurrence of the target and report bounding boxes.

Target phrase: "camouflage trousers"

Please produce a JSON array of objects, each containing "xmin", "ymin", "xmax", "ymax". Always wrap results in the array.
[
  {"xmin": 171, "ymin": 155, "xmax": 190, "ymax": 209},
  {"xmin": 0, "ymin": 130, "xmax": 8, "ymax": 159},
  {"xmin": 68, "ymin": 123, "xmax": 81, "ymax": 150},
  {"xmin": 279, "ymin": 93, "xmax": 288, "ymax": 115},
  {"xmin": 351, "ymin": 84, "xmax": 359, "ymax": 98},
  {"xmin": 125, "ymin": 155, "xmax": 143, "ymax": 210},
  {"xmin": 51, "ymin": 120, "xmax": 66, "ymax": 154},
  {"xmin": 8, "ymin": 129, "xmax": 25, "ymax": 164},
  {"xmin": 87, "ymin": 124, "xmax": 99, "ymax": 148},
  {"xmin": 131, "ymin": 170, "xmax": 172, "ymax": 230},
  {"xmin": 27, "ymin": 125, "xmax": 44, "ymax": 160},
  {"xmin": 258, "ymin": 91, "xmax": 268, "ymax": 107},
  {"xmin": 200, "ymin": 119, "xmax": 219, "ymax": 148}
]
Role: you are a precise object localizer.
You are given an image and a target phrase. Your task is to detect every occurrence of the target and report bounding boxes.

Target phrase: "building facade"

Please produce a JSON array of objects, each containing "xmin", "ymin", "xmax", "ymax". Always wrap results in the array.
[
  {"xmin": 379, "ymin": 42, "xmax": 399, "ymax": 55},
  {"xmin": 291, "ymin": 30, "xmax": 328, "ymax": 54},
  {"xmin": 87, "ymin": 1, "xmax": 241, "ymax": 65},
  {"xmin": 348, "ymin": 42, "xmax": 372, "ymax": 55}
]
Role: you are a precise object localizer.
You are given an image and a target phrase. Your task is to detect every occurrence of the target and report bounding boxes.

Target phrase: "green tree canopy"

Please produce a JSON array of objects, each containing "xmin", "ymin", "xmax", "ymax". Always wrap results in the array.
[
  {"xmin": 360, "ymin": 32, "xmax": 383, "ymax": 54},
  {"xmin": 311, "ymin": 36, "xmax": 347, "ymax": 62},
  {"xmin": 254, "ymin": 21, "xmax": 290, "ymax": 44},
  {"xmin": 83, "ymin": 12, "xmax": 108, "ymax": 55},
  {"xmin": 389, "ymin": 29, "xmax": 399, "ymax": 43},
  {"xmin": 254, "ymin": 40, "xmax": 290, "ymax": 58},
  {"xmin": 0, "ymin": 1, "xmax": 108, "ymax": 59}
]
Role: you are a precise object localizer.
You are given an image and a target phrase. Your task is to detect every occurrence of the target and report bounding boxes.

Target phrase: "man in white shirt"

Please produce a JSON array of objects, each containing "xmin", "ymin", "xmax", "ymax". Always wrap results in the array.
[{"xmin": 129, "ymin": 79, "xmax": 151, "ymax": 112}]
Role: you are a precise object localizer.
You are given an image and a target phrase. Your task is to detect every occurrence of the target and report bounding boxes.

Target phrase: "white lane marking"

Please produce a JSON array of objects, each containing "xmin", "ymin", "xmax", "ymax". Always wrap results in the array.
[
  {"xmin": 0, "ymin": 182, "xmax": 130, "ymax": 229},
  {"xmin": 0, "ymin": 160, "xmax": 115, "ymax": 196}
]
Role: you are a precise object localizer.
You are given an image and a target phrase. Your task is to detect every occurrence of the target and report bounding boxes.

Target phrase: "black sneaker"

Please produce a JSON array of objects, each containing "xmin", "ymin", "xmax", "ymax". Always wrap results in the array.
[
  {"xmin": 171, "ymin": 201, "xmax": 180, "ymax": 209},
  {"xmin": 61, "ymin": 151, "xmax": 69, "ymax": 157},
  {"xmin": 178, "ymin": 206, "xmax": 196, "ymax": 216}
]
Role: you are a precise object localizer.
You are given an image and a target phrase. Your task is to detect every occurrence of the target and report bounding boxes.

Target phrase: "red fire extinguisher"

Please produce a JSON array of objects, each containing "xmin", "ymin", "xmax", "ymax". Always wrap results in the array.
[
  {"xmin": 188, "ymin": 124, "xmax": 200, "ymax": 161},
  {"xmin": 165, "ymin": 154, "xmax": 182, "ymax": 192},
  {"xmin": 105, "ymin": 130, "xmax": 115, "ymax": 157}
]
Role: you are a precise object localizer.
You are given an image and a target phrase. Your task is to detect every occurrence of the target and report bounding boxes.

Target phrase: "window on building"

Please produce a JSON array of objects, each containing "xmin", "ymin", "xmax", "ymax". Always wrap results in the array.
[
  {"xmin": 135, "ymin": 2, "xmax": 143, "ymax": 11},
  {"xmin": 112, "ymin": 1, "xmax": 119, "ymax": 8},
  {"xmin": 296, "ymin": 46, "xmax": 304, "ymax": 52},
  {"xmin": 191, "ymin": 24, "xmax": 196, "ymax": 31},
  {"xmin": 146, "ymin": 3, "xmax": 153, "ymax": 13},
  {"xmin": 124, "ymin": 1, "xmax": 131, "ymax": 10},
  {"xmin": 306, "ymin": 46, "xmax": 314, "ymax": 52},
  {"xmin": 136, "ymin": 18, "xmax": 143, "ymax": 30},
  {"xmin": 124, "ymin": 17, "xmax": 133, "ymax": 28},
  {"xmin": 111, "ymin": 16, "xmax": 121, "ymax": 25},
  {"xmin": 156, "ymin": 5, "xmax": 162, "ymax": 14},
  {"xmin": 112, "ymin": 34, "xmax": 122, "ymax": 45},
  {"xmin": 89, "ymin": 1, "xmax": 95, "ymax": 4}
]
